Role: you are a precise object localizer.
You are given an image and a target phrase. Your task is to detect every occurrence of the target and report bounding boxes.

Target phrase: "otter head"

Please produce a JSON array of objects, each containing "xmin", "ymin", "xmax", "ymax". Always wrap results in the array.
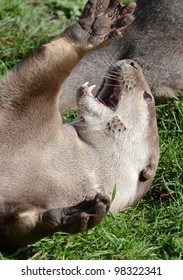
[
  {"xmin": 76, "ymin": 59, "xmax": 159, "ymax": 210},
  {"xmin": 76, "ymin": 59, "xmax": 157, "ymax": 138}
]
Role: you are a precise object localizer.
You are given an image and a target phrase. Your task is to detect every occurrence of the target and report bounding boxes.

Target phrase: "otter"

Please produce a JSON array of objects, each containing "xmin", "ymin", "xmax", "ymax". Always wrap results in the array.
[
  {"xmin": 60, "ymin": 0, "xmax": 183, "ymax": 111},
  {"xmin": 0, "ymin": 0, "xmax": 159, "ymax": 248}
]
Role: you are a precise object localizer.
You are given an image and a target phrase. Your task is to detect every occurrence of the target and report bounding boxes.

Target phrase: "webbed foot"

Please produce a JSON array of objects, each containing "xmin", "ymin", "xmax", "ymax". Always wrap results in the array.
[
  {"xmin": 41, "ymin": 193, "xmax": 111, "ymax": 233},
  {"xmin": 64, "ymin": 0, "xmax": 136, "ymax": 51}
]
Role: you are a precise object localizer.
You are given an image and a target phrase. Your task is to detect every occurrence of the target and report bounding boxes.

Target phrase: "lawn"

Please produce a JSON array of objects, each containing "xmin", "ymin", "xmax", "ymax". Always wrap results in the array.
[{"xmin": 0, "ymin": 0, "xmax": 183, "ymax": 260}]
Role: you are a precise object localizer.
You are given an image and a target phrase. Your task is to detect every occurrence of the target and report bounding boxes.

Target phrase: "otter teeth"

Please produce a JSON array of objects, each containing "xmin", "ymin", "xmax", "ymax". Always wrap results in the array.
[
  {"xmin": 83, "ymin": 81, "xmax": 89, "ymax": 86},
  {"xmin": 82, "ymin": 82, "xmax": 96, "ymax": 96},
  {"xmin": 88, "ymin": 84, "xmax": 96, "ymax": 93},
  {"xmin": 82, "ymin": 82, "xmax": 105, "ymax": 107}
]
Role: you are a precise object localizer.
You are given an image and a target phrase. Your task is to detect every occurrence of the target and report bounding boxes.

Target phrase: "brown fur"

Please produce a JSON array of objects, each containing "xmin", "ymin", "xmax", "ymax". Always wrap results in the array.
[
  {"xmin": 60, "ymin": 0, "xmax": 183, "ymax": 111},
  {"xmin": 0, "ymin": 0, "xmax": 159, "ymax": 248}
]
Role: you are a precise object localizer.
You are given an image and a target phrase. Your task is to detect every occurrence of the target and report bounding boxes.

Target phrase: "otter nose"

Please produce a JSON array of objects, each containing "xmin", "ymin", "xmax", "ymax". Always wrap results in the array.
[{"xmin": 124, "ymin": 59, "xmax": 141, "ymax": 71}]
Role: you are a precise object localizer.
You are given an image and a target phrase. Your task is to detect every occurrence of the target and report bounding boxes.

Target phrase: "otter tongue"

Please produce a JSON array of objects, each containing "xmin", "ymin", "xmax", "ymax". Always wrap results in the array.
[
  {"xmin": 110, "ymin": 86, "xmax": 120, "ymax": 101},
  {"xmin": 95, "ymin": 73, "xmax": 121, "ymax": 110},
  {"xmin": 103, "ymin": 85, "xmax": 121, "ymax": 110}
]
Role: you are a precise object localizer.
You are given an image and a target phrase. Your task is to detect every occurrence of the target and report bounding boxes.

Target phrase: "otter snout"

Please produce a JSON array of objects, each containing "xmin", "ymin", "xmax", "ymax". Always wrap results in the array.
[{"xmin": 115, "ymin": 59, "xmax": 143, "ymax": 78}]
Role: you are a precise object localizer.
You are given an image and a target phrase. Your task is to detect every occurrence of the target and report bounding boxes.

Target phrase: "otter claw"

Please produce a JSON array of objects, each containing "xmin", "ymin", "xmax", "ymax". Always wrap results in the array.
[
  {"xmin": 89, "ymin": 84, "xmax": 96, "ymax": 92},
  {"xmin": 64, "ymin": 0, "xmax": 136, "ymax": 50}
]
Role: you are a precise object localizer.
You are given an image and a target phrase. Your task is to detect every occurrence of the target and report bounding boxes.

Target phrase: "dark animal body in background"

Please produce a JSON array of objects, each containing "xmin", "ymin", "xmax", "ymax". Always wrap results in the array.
[{"xmin": 60, "ymin": 0, "xmax": 183, "ymax": 111}]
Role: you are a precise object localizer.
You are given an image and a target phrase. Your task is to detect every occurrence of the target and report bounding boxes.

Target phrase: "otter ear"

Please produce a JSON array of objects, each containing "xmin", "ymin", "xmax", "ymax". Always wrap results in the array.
[{"xmin": 139, "ymin": 165, "xmax": 154, "ymax": 182}]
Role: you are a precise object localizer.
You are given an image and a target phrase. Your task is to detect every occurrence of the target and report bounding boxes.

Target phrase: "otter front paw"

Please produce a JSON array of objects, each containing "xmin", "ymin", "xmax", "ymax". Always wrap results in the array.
[
  {"xmin": 64, "ymin": 0, "xmax": 136, "ymax": 51},
  {"xmin": 40, "ymin": 193, "xmax": 111, "ymax": 234}
]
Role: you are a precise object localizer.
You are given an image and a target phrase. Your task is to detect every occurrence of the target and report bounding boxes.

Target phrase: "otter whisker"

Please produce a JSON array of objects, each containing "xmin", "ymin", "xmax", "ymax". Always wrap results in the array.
[
  {"xmin": 101, "ymin": 58, "xmax": 115, "ymax": 68},
  {"xmin": 96, "ymin": 96, "xmax": 107, "ymax": 106},
  {"xmin": 68, "ymin": 123, "xmax": 87, "ymax": 128},
  {"xmin": 104, "ymin": 74, "xmax": 119, "ymax": 81},
  {"xmin": 66, "ymin": 117, "xmax": 86, "ymax": 127},
  {"xmin": 105, "ymin": 71, "xmax": 119, "ymax": 76},
  {"xmin": 104, "ymin": 83, "xmax": 121, "ymax": 87},
  {"xmin": 104, "ymin": 76, "xmax": 121, "ymax": 82},
  {"xmin": 67, "ymin": 119, "xmax": 106, "ymax": 129},
  {"xmin": 84, "ymin": 54, "xmax": 114, "ymax": 70},
  {"xmin": 92, "ymin": 53, "xmax": 115, "ymax": 67}
]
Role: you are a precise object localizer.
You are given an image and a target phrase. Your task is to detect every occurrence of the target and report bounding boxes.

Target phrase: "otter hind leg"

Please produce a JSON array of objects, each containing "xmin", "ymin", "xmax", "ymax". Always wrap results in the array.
[
  {"xmin": 41, "ymin": 193, "xmax": 111, "ymax": 234},
  {"xmin": 0, "ymin": 194, "xmax": 110, "ymax": 248},
  {"xmin": 0, "ymin": 198, "xmax": 46, "ymax": 248}
]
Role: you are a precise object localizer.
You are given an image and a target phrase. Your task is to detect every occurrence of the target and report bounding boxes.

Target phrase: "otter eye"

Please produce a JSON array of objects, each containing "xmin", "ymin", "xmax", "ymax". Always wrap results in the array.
[{"xmin": 144, "ymin": 91, "xmax": 152, "ymax": 102}]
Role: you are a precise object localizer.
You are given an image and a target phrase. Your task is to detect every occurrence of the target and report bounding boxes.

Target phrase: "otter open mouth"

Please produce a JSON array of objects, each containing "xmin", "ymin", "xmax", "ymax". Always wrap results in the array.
[
  {"xmin": 95, "ymin": 69, "xmax": 122, "ymax": 111},
  {"xmin": 80, "ymin": 69, "xmax": 122, "ymax": 111}
]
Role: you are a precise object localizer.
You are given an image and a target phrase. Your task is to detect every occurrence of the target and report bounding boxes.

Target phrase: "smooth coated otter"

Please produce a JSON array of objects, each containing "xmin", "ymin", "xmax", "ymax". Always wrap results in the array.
[
  {"xmin": 60, "ymin": 0, "xmax": 183, "ymax": 110},
  {"xmin": 0, "ymin": 0, "xmax": 159, "ymax": 248}
]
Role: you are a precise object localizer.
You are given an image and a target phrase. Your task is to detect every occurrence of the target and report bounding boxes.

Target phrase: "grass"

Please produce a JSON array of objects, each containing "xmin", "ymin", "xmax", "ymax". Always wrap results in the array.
[{"xmin": 0, "ymin": 0, "xmax": 183, "ymax": 260}]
